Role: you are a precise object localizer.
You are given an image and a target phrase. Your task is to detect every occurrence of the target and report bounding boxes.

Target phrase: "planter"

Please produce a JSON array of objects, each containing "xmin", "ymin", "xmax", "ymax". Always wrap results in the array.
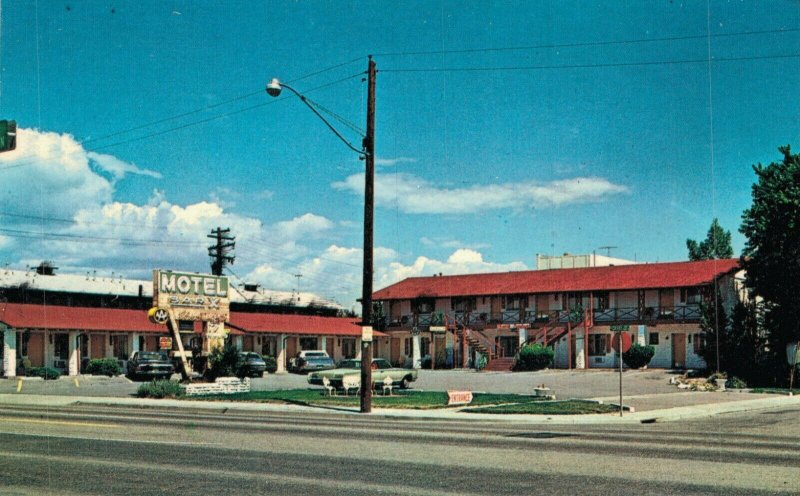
[
  {"xmin": 181, "ymin": 377, "xmax": 251, "ymax": 396},
  {"xmin": 714, "ymin": 377, "xmax": 727, "ymax": 391},
  {"xmin": 534, "ymin": 387, "xmax": 551, "ymax": 397}
]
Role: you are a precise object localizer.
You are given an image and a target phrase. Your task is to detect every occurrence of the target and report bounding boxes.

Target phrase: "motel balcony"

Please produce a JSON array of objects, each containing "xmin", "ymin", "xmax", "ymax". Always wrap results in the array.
[{"xmin": 383, "ymin": 305, "xmax": 703, "ymax": 331}]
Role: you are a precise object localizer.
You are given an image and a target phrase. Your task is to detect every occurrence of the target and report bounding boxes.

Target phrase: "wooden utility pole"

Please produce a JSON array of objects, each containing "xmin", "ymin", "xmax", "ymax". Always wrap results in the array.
[
  {"xmin": 208, "ymin": 227, "xmax": 235, "ymax": 276},
  {"xmin": 360, "ymin": 57, "xmax": 376, "ymax": 413}
]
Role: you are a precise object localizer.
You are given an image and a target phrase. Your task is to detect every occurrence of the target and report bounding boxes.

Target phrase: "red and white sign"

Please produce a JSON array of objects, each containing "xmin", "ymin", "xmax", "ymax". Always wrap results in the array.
[
  {"xmin": 159, "ymin": 337, "xmax": 173, "ymax": 350},
  {"xmin": 447, "ymin": 390, "xmax": 473, "ymax": 406},
  {"xmin": 612, "ymin": 332, "xmax": 632, "ymax": 353}
]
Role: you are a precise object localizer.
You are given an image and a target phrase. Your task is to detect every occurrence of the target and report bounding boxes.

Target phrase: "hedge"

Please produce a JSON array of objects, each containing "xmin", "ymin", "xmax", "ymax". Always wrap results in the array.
[
  {"xmin": 513, "ymin": 344, "xmax": 554, "ymax": 371},
  {"xmin": 622, "ymin": 344, "xmax": 656, "ymax": 369},
  {"xmin": 85, "ymin": 358, "xmax": 123, "ymax": 377}
]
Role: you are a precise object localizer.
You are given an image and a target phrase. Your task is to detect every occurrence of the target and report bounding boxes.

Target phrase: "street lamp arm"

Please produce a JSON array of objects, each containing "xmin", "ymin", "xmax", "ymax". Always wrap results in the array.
[{"xmin": 270, "ymin": 81, "xmax": 367, "ymax": 157}]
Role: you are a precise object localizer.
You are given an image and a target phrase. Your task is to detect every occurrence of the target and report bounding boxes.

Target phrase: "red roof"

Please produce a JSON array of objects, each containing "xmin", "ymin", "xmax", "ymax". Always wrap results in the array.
[
  {"xmin": 0, "ymin": 303, "xmax": 168, "ymax": 333},
  {"xmin": 0, "ymin": 302, "xmax": 374, "ymax": 337},
  {"xmin": 373, "ymin": 259, "xmax": 741, "ymax": 300},
  {"xmin": 230, "ymin": 312, "xmax": 381, "ymax": 337}
]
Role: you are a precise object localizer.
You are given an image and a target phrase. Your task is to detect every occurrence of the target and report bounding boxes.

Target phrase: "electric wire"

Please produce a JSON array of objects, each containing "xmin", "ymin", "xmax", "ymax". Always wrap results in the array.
[
  {"xmin": 380, "ymin": 52, "xmax": 800, "ymax": 74},
  {"xmin": 81, "ymin": 56, "xmax": 364, "ymax": 146},
  {"xmin": 373, "ymin": 27, "xmax": 800, "ymax": 57}
]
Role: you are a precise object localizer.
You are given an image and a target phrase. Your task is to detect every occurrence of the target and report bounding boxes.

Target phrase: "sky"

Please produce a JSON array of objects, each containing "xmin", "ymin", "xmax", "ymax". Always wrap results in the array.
[{"xmin": 0, "ymin": 1, "xmax": 799, "ymax": 311}]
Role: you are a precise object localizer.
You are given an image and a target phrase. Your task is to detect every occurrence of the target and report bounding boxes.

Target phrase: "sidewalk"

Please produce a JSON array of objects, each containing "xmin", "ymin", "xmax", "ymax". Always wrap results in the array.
[{"xmin": 2, "ymin": 391, "xmax": 799, "ymax": 425}]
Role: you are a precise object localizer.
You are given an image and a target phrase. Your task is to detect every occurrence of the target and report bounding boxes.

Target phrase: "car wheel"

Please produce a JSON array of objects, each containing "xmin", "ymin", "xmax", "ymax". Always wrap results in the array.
[
  {"xmin": 400, "ymin": 376, "xmax": 412, "ymax": 389},
  {"xmin": 258, "ymin": 371, "xmax": 264, "ymax": 378}
]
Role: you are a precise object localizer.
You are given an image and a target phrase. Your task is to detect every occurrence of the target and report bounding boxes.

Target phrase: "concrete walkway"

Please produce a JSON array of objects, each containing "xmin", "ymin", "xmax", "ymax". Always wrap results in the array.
[{"xmin": 2, "ymin": 390, "xmax": 799, "ymax": 425}]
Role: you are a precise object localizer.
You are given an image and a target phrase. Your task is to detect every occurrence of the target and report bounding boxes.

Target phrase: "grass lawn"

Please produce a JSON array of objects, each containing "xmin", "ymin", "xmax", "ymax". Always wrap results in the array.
[
  {"xmin": 750, "ymin": 388, "xmax": 798, "ymax": 395},
  {"xmin": 461, "ymin": 400, "xmax": 618, "ymax": 415},
  {"xmin": 185, "ymin": 389, "xmax": 547, "ymax": 410}
]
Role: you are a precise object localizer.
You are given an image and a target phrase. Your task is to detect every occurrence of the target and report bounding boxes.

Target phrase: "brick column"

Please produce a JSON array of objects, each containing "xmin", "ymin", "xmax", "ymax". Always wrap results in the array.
[
  {"xmin": 276, "ymin": 334, "xmax": 286, "ymax": 373},
  {"xmin": 2, "ymin": 329, "xmax": 16, "ymax": 378},
  {"xmin": 68, "ymin": 331, "xmax": 79, "ymax": 376}
]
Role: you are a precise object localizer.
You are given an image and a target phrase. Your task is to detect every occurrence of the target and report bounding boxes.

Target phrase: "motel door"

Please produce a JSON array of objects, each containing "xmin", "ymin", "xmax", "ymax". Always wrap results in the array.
[
  {"xmin": 326, "ymin": 338, "xmax": 335, "ymax": 358},
  {"xmin": 671, "ymin": 333, "xmax": 686, "ymax": 369},
  {"xmin": 27, "ymin": 333, "xmax": 45, "ymax": 367},
  {"xmin": 490, "ymin": 296, "xmax": 502, "ymax": 321},
  {"xmin": 90, "ymin": 334, "xmax": 105, "ymax": 359},
  {"xmin": 390, "ymin": 338, "xmax": 401, "ymax": 365}
]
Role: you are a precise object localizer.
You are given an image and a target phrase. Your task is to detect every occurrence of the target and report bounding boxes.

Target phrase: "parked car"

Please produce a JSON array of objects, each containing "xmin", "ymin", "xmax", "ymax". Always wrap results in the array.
[
  {"xmin": 126, "ymin": 351, "xmax": 174, "ymax": 381},
  {"xmin": 288, "ymin": 350, "xmax": 335, "ymax": 373},
  {"xmin": 239, "ymin": 352, "xmax": 267, "ymax": 377},
  {"xmin": 307, "ymin": 358, "xmax": 418, "ymax": 389}
]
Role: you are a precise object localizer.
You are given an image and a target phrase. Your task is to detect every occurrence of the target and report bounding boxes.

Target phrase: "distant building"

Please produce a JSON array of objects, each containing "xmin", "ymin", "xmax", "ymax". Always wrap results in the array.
[
  {"xmin": 373, "ymin": 259, "xmax": 744, "ymax": 372},
  {"xmin": 535, "ymin": 253, "xmax": 638, "ymax": 270}
]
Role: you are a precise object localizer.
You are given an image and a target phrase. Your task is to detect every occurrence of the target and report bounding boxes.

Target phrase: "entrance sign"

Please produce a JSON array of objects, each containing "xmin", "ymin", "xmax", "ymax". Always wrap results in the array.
[
  {"xmin": 447, "ymin": 390, "xmax": 473, "ymax": 406},
  {"xmin": 153, "ymin": 270, "xmax": 230, "ymax": 323}
]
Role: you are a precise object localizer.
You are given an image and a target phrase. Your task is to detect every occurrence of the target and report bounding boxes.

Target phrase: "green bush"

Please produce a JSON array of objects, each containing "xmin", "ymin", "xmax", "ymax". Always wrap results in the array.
[
  {"xmin": 136, "ymin": 379, "xmax": 183, "ymax": 399},
  {"xmin": 513, "ymin": 344, "xmax": 554, "ymax": 371},
  {"xmin": 263, "ymin": 355, "xmax": 277, "ymax": 373},
  {"xmin": 727, "ymin": 376, "xmax": 748, "ymax": 389},
  {"xmin": 622, "ymin": 344, "xmax": 655, "ymax": 369},
  {"xmin": 27, "ymin": 367, "xmax": 61, "ymax": 380},
  {"xmin": 421, "ymin": 349, "xmax": 447, "ymax": 369},
  {"xmin": 205, "ymin": 341, "xmax": 245, "ymax": 380},
  {"xmin": 85, "ymin": 358, "xmax": 122, "ymax": 377}
]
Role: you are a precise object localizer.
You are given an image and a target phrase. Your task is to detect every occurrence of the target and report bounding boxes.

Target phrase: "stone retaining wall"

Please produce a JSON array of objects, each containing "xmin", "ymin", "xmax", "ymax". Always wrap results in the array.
[{"xmin": 181, "ymin": 377, "xmax": 251, "ymax": 396}]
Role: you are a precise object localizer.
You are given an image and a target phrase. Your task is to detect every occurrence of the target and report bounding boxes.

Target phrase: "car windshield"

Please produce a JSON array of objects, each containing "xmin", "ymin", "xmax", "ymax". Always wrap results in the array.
[
  {"xmin": 338, "ymin": 360, "xmax": 361, "ymax": 369},
  {"xmin": 241, "ymin": 353, "xmax": 262, "ymax": 360},
  {"xmin": 139, "ymin": 352, "xmax": 167, "ymax": 361},
  {"xmin": 304, "ymin": 352, "xmax": 327, "ymax": 358}
]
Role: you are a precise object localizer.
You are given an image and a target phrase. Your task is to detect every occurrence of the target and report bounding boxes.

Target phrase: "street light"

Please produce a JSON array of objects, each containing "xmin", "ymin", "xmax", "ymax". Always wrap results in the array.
[{"xmin": 267, "ymin": 57, "xmax": 377, "ymax": 413}]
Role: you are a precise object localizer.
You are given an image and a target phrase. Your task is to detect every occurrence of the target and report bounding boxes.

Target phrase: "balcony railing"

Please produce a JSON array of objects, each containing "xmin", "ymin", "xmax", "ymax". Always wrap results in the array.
[{"xmin": 384, "ymin": 305, "xmax": 702, "ymax": 329}]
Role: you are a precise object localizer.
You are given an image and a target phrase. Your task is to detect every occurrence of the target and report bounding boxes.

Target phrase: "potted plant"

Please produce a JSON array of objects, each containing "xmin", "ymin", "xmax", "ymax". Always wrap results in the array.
[{"xmin": 534, "ymin": 383, "xmax": 552, "ymax": 397}]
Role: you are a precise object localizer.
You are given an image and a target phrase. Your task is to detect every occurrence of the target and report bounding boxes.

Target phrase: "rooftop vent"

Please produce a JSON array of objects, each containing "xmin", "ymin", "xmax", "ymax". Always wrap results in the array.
[
  {"xmin": 34, "ymin": 261, "xmax": 58, "ymax": 276},
  {"xmin": 243, "ymin": 283, "xmax": 260, "ymax": 292}
]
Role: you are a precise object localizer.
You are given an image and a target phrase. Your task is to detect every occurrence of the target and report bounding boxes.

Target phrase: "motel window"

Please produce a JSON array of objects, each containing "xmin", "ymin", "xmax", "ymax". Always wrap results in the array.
[
  {"xmin": 16, "ymin": 332, "xmax": 29, "ymax": 358},
  {"xmin": 588, "ymin": 334, "xmax": 609, "ymax": 356},
  {"xmin": 341, "ymin": 338, "xmax": 356, "ymax": 359},
  {"xmin": 412, "ymin": 297, "xmax": 436, "ymax": 314},
  {"xmin": 110, "ymin": 335, "xmax": 128, "ymax": 360},
  {"xmin": 299, "ymin": 337, "xmax": 318, "ymax": 350},
  {"xmin": 594, "ymin": 292, "xmax": 610, "ymax": 311},
  {"xmin": 503, "ymin": 295, "xmax": 525, "ymax": 310},
  {"xmin": 649, "ymin": 333, "xmax": 659, "ymax": 346},
  {"xmin": 693, "ymin": 333, "xmax": 707, "ymax": 353},
  {"xmin": 451, "ymin": 296, "xmax": 476, "ymax": 312},
  {"xmin": 404, "ymin": 338, "xmax": 411, "ymax": 356},
  {"xmin": 680, "ymin": 287, "xmax": 702, "ymax": 304}
]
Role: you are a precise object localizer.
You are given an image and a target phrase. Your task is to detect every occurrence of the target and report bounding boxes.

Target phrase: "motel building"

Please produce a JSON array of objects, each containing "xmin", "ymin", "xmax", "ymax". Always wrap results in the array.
[
  {"xmin": 0, "ymin": 267, "xmax": 388, "ymax": 378},
  {"xmin": 372, "ymin": 257, "xmax": 744, "ymax": 372}
]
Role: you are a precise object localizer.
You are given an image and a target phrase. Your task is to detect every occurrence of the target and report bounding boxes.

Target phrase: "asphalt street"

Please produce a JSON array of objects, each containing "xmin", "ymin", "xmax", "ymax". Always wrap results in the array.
[{"xmin": 0, "ymin": 403, "xmax": 798, "ymax": 495}]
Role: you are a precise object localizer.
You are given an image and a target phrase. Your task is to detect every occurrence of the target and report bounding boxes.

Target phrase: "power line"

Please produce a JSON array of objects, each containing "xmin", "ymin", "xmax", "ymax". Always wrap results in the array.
[
  {"xmin": 373, "ymin": 27, "xmax": 800, "ymax": 57},
  {"xmin": 380, "ymin": 52, "xmax": 800, "ymax": 74},
  {"xmin": 0, "ymin": 227, "xmax": 206, "ymax": 247},
  {"xmin": 80, "ymin": 56, "xmax": 365, "ymax": 146},
  {"xmin": 0, "ymin": 71, "xmax": 365, "ymax": 173}
]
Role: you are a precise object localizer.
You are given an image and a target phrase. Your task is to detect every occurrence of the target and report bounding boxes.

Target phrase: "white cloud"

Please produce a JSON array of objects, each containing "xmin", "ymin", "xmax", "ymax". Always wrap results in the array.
[
  {"xmin": 87, "ymin": 151, "xmax": 162, "ymax": 181},
  {"xmin": 333, "ymin": 172, "xmax": 628, "ymax": 214},
  {"xmin": 273, "ymin": 213, "xmax": 334, "ymax": 240},
  {"xmin": 375, "ymin": 156, "xmax": 417, "ymax": 166},
  {"xmin": 420, "ymin": 236, "xmax": 490, "ymax": 250},
  {"xmin": 378, "ymin": 249, "xmax": 528, "ymax": 288}
]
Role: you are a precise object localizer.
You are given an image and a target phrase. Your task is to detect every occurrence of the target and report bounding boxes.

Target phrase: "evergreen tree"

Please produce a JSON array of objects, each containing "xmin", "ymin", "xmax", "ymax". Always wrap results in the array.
[
  {"xmin": 740, "ymin": 145, "xmax": 800, "ymax": 385},
  {"xmin": 686, "ymin": 218, "xmax": 734, "ymax": 261}
]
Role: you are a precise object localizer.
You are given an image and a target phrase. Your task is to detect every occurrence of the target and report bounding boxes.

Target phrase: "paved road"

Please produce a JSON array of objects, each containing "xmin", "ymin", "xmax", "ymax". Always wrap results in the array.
[
  {"xmin": 0, "ymin": 403, "xmax": 797, "ymax": 495},
  {"xmin": 1, "ymin": 368, "xmax": 685, "ymax": 398}
]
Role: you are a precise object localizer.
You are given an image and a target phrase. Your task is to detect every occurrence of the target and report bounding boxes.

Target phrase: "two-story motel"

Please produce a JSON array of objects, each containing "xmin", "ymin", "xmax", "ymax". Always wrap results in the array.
[{"xmin": 372, "ymin": 258, "xmax": 742, "ymax": 371}]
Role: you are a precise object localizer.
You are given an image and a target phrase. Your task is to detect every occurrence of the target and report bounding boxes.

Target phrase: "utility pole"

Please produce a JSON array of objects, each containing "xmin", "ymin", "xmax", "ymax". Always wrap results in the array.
[
  {"xmin": 207, "ymin": 227, "xmax": 235, "ymax": 276},
  {"xmin": 360, "ymin": 56, "xmax": 376, "ymax": 413}
]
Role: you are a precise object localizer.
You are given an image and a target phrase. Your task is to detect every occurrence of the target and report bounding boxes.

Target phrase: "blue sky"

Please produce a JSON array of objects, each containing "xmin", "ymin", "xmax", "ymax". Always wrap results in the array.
[{"xmin": 0, "ymin": 1, "xmax": 799, "ymax": 310}]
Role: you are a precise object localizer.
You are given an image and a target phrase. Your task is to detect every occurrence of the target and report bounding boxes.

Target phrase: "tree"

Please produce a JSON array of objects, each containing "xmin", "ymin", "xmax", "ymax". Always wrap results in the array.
[
  {"xmin": 696, "ymin": 290, "xmax": 729, "ymax": 373},
  {"xmin": 740, "ymin": 145, "xmax": 800, "ymax": 385},
  {"xmin": 686, "ymin": 218, "xmax": 733, "ymax": 261}
]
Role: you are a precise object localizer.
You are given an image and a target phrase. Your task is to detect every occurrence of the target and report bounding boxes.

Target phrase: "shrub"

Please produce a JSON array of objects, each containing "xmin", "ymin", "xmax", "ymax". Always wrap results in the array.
[
  {"xmin": 513, "ymin": 344, "xmax": 554, "ymax": 371},
  {"xmin": 476, "ymin": 354, "xmax": 488, "ymax": 371},
  {"xmin": 85, "ymin": 358, "xmax": 122, "ymax": 377},
  {"xmin": 622, "ymin": 344, "xmax": 655, "ymax": 369},
  {"xmin": 136, "ymin": 379, "xmax": 183, "ymax": 399},
  {"xmin": 27, "ymin": 367, "xmax": 61, "ymax": 380},
  {"xmin": 205, "ymin": 341, "xmax": 245, "ymax": 380},
  {"xmin": 727, "ymin": 376, "xmax": 748, "ymax": 389},
  {"xmin": 263, "ymin": 355, "xmax": 277, "ymax": 373}
]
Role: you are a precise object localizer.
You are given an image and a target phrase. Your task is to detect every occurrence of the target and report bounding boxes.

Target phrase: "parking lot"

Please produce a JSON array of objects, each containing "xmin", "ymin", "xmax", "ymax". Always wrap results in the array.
[{"xmin": 0, "ymin": 368, "xmax": 684, "ymax": 399}]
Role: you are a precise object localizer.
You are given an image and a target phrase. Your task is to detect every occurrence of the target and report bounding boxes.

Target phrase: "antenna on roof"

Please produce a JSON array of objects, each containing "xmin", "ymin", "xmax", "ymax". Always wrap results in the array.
[{"xmin": 596, "ymin": 246, "xmax": 618, "ymax": 257}]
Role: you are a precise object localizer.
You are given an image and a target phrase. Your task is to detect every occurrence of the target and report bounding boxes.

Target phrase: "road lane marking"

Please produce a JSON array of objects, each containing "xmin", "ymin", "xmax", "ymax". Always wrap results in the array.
[{"xmin": 0, "ymin": 417, "xmax": 119, "ymax": 429}]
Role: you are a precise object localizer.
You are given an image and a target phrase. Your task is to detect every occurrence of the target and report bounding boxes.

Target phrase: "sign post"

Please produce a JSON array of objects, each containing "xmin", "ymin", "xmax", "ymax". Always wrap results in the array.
[
  {"xmin": 611, "ymin": 325, "xmax": 632, "ymax": 417},
  {"xmin": 151, "ymin": 270, "xmax": 231, "ymax": 381}
]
